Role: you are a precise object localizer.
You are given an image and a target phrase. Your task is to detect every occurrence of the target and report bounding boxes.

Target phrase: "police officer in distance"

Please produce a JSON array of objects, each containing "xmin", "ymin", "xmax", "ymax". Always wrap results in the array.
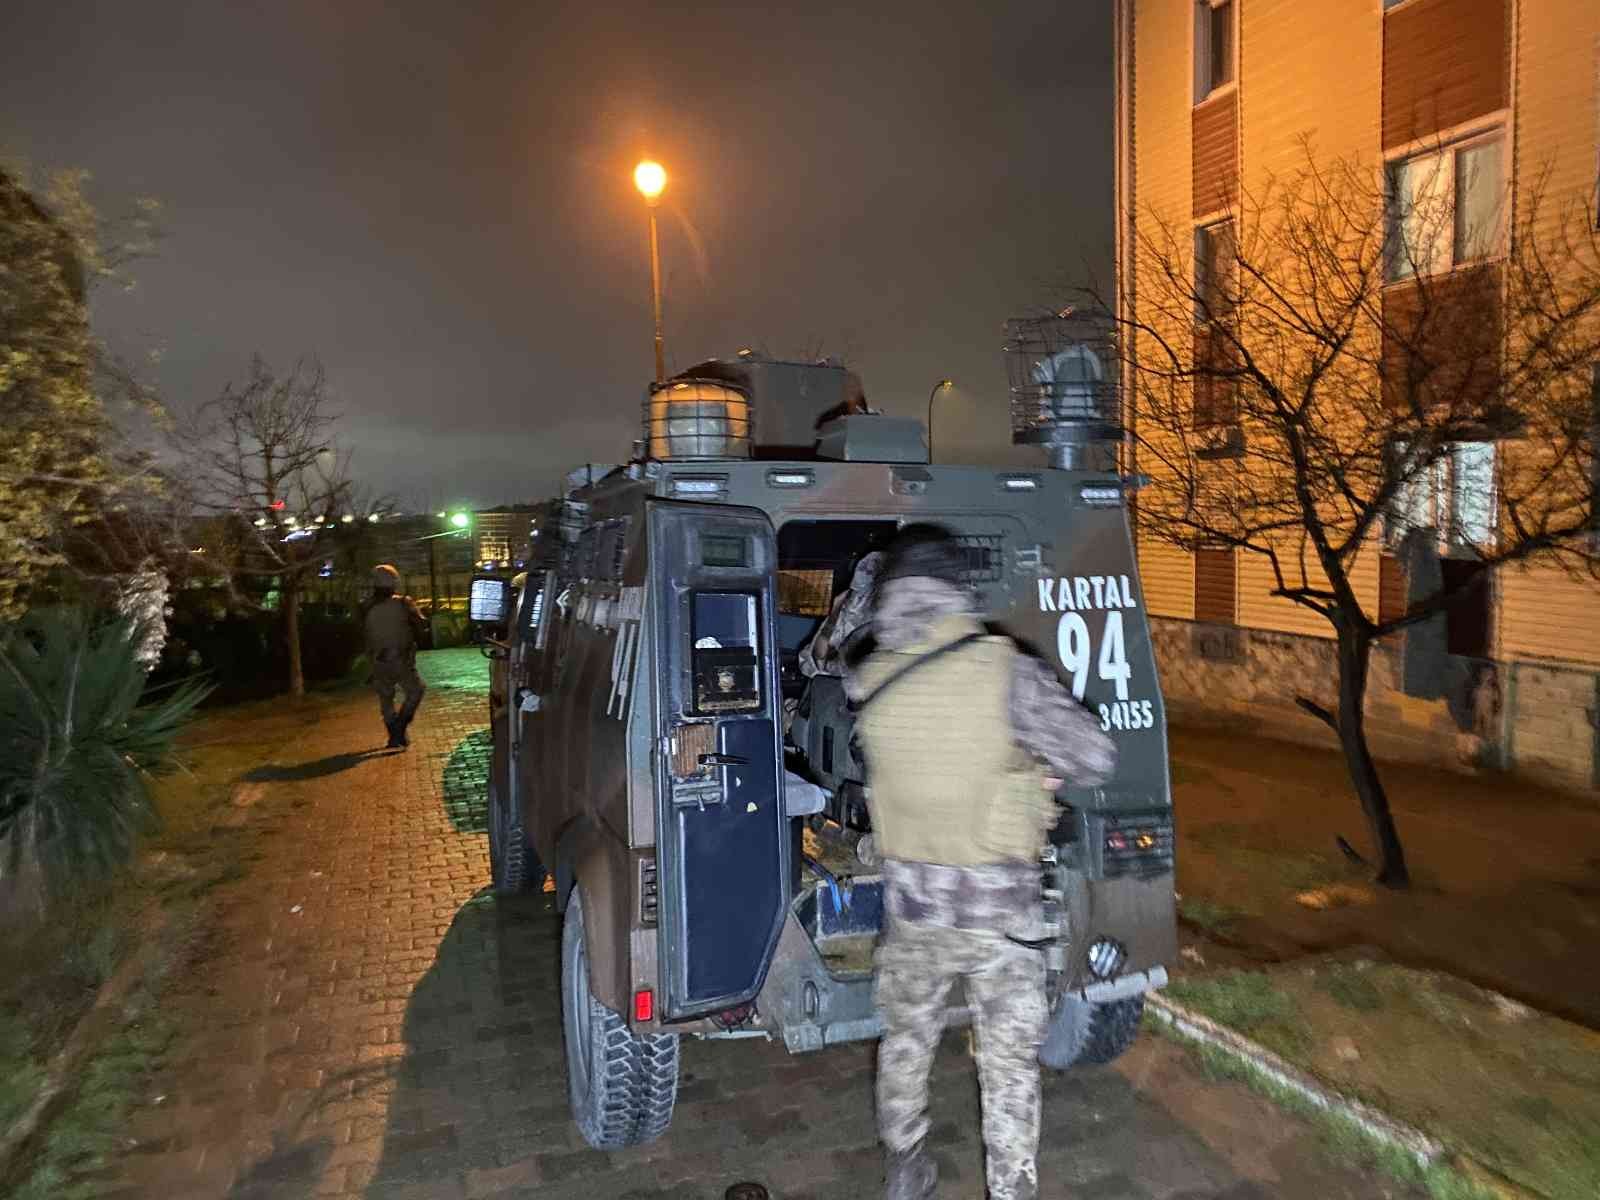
[
  {"xmin": 848, "ymin": 524, "xmax": 1117, "ymax": 1200},
  {"xmin": 363, "ymin": 564, "xmax": 427, "ymax": 749}
]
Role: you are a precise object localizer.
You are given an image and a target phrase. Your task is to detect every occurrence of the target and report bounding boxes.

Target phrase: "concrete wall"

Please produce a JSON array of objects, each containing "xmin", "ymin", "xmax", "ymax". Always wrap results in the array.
[{"xmin": 1153, "ymin": 615, "xmax": 1600, "ymax": 797}]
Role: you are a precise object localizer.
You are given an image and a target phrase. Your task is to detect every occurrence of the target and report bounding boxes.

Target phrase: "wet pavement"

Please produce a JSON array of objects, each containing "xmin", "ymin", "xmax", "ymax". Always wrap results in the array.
[{"xmin": 92, "ymin": 650, "xmax": 1401, "ymax": 1199}]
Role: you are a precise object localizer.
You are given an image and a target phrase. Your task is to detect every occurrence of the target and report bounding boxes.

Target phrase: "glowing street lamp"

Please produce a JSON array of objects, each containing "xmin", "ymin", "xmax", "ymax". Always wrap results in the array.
[
  {"xmin": 633, "ymin": 160, "xmax": 666, "ymax": 202},
  {"xmin": 633, "ymin": 159, "xmax": 668, "ymax": 384},
  {"xmin": 449, "ymin": 511, "xmax": 470, "ymax": 530}
]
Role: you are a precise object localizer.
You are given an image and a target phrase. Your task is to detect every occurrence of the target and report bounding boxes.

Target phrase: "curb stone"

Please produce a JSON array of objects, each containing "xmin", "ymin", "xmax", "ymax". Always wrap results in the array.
[{"xmin": 1144, "ymin": 992, "xmax": 1544, "ymax": 1200}]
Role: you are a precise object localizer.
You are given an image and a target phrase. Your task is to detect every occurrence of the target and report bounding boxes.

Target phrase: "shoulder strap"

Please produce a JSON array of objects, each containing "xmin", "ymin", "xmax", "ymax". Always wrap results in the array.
[{"xmin": 854, "ymin": 633, "xmax": 985, "ymax": 712}]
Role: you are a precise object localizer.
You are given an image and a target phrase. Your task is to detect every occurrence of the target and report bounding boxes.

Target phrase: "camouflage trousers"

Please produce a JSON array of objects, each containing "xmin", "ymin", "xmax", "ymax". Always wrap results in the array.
[
  {"xmin": 371, "ymin": 658, "xmax": 425, "ymax": 726},
  {"xmin": 875, "ymin": 921, "xmax": 1047, "ymax": 1200}
]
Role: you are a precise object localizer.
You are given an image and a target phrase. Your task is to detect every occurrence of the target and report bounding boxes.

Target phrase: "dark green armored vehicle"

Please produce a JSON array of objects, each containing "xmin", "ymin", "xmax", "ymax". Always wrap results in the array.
[{"xmin": 470, "ymin": 320, "xmax": 1175, "ymax": 1150}]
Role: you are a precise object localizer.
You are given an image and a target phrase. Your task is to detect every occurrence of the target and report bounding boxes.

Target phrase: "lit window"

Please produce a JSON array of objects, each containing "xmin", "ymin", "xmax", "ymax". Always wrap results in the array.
[
  {"xmin": 1387, "ymin": 134, "xmax": 1505, "ymax": 282},
  {"xmin": 1388, "ymin": 439, "xmax": 1498, "ymax": 552},
  {"xmin": 1195, "ymin": 0, "xmax": 1234, "ymax": 102}
]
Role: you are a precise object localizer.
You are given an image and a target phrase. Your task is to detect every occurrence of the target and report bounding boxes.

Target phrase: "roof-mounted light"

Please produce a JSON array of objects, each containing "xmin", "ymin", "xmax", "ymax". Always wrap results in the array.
[
  {"xmin": 766, "ymin": 468, "xmax": 815, "ymax": 488},
  {"xmin": 999, "ymin": 473, "xmax": 1040, "ymax": 492},
  {"xmin": 1078, "ymin": 483, "xmax": 1124, "ymax": 507},
  {"xmin": 669, "ymin": 474, "xmax": 728, "ymax": 497}
]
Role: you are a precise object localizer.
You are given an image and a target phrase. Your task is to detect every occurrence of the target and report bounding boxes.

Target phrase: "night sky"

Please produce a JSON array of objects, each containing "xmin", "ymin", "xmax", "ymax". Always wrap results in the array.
[{"xmin": 1, "ymin": 1, "xmax": 1112, "ymax": 510}]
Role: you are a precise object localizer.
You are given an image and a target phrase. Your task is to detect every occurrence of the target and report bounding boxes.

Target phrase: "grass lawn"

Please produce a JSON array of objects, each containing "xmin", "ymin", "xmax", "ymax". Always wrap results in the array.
[{"xmin": 1166, "ymin": 960, "xmax": 1600, "ymax": 1200}]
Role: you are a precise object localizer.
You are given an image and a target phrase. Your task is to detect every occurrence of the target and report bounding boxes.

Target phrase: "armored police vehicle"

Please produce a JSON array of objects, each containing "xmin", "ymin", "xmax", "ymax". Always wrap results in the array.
[{"xmin": 469, "ymin": 318, "xmax": 1175, "ymax": 1150}]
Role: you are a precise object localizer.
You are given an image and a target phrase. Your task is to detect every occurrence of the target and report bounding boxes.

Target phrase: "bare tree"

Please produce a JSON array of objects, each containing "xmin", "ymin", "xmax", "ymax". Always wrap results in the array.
[
  {"xmin": 1096, "ymin": 144, "xmax": 1600, "ymax": 887},
  {"xmin": 178, "ymin": 355, "xmax": 376, "ymax": 697}
]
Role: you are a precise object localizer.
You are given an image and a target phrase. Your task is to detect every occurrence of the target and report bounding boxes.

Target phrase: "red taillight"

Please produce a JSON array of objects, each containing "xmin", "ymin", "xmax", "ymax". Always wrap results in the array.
[{"xmin": 634, "ymin": 989, "xmax": 654, "ymax": 1023}]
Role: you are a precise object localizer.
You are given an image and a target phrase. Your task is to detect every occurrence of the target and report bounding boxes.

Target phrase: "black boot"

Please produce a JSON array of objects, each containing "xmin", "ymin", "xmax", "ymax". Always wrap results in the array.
[
  {"xmin": 384, "ymin": 717, "xmax": 403, "ymax": 749},
  {"xmin": 885, "ymin": 1142, "xmax": 937, "ymax": 1200},
  {"xmin": 396, "ymin": 714, "xmax": 413, "ymax": 748}
]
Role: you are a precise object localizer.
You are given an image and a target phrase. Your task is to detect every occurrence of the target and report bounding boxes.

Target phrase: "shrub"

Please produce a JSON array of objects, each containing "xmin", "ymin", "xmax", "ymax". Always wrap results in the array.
[{"xmin": 0, "ymin": 608, "xmax": 210, "ymax": 919}]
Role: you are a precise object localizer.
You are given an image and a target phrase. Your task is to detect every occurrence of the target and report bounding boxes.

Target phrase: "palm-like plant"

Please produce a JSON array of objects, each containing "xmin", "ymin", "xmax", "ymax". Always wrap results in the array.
[{"xmin": 0, "ymin": 608, "xmax": 210, "ymax": 918}]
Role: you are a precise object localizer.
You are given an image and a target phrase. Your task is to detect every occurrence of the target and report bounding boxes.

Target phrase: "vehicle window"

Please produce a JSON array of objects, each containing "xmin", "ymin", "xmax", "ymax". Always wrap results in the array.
[{"xmin": 690, "ymin": 591, "xmax": 761, "ymax": 714}]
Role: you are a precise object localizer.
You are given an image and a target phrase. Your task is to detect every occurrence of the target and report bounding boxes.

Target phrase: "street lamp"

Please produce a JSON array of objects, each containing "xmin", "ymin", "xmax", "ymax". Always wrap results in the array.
[
  {"xmin": 925, "ymin": 379, "xmax": 954, "ymax": 462},
  {"xmin": 634, "ymin": 159, "xmax": 668, "ymax": 384}
]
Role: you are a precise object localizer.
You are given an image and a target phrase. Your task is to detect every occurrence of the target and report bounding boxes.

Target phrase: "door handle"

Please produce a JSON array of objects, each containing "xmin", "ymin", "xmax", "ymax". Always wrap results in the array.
[{"xmin": 698, "ymin": 753, "xmax": 749, "ymax": 768}]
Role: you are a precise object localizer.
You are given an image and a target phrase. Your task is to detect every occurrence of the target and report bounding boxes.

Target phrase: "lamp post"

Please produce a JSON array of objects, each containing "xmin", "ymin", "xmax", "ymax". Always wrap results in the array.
[
  {"xmin": 925, "ymin": 379, "xmax": 954, "ymax": 462},
  {"xmin": 633, "ymin": 160, "xmax": 668, "ymax": 383}
]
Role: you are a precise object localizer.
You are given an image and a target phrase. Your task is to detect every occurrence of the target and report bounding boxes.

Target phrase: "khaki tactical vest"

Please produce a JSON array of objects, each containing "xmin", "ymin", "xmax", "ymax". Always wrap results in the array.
[{"xmin": 855, "ymin": 614, "xmax": 1059, "ymax": 867}]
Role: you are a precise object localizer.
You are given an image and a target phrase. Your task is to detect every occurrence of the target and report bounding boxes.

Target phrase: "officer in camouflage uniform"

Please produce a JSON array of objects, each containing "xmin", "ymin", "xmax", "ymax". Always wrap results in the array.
[
  {"xmin": 364, "ymin": 564, "xmax": 427, "ymax": 749},
  {"xmin": 849, "ymin": 525, "xmax": 1116, "ymax": 1200},
  {"xmin": 799, "ymin": 550, "xmax": 883, "ymax": 678}
]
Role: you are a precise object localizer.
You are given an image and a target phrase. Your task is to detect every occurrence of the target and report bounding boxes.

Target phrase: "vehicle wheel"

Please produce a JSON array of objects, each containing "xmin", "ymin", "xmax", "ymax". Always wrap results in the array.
[
  {"xmin": 562, "ymin": 891, "xmax": 679, "ymax": 1148},
  {"xmin": 487, "ymin": 772, "xmax": 543, "ymax": 895},
  {"xmin": 1038, "ymin": 993, "xmax": 1145, "ymax": 1070}
]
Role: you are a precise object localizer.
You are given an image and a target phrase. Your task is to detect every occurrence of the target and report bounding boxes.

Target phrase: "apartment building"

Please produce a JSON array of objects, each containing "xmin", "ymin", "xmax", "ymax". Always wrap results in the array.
[{"xmin": 1115, "ymin": 0, "xmax": 1600, "ymax": 791}]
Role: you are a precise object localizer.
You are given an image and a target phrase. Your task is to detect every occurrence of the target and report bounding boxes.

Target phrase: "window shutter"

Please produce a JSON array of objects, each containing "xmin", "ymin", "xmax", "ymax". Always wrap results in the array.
[
  {"xmin": 1379, "ymin": 553, "xmax": 1408, "ymax": 625},
  {"xmin": 1194, "ymin": 548, "xmax": 1236, "ymax": 624}
]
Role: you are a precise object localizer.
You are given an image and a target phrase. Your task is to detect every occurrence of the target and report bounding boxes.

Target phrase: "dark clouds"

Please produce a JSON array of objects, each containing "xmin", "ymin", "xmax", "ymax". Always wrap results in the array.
[{"xmin": 1, "ymin": 1, "xmax": 1111, "ymax": 508}]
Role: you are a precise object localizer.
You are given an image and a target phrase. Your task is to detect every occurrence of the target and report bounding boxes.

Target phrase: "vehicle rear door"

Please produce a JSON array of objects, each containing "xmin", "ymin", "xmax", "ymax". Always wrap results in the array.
[{"xmin": 647, "ymin": 499, "xmax": 788, "ymax": 1021}]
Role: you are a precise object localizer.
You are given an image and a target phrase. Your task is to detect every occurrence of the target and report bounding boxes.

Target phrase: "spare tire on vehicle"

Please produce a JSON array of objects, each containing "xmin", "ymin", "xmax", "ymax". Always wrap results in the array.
[
  {"xmin": 561, "ymin": 890, "xmax": 679, "ymax": 1148},
  {"xmin": 1038, "ymin": 992, "xmax": 1144, "ymax": 1070}
]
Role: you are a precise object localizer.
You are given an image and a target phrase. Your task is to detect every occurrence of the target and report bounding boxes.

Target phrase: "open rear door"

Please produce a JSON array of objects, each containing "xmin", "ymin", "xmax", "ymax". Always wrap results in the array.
[{"xmin": 648, "ymin": 499, "xmax": 788, "ymax": 1021}]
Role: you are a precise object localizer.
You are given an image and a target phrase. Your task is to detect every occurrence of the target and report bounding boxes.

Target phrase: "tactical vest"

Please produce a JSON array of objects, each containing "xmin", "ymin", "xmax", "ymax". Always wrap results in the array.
[
  {"xmin": 365, "ymin": 595, "xmax": 418, "ymax": 660},
  {"xmin": 855, "ymin": 615, "xmax": 1059, "ymax": 867}
]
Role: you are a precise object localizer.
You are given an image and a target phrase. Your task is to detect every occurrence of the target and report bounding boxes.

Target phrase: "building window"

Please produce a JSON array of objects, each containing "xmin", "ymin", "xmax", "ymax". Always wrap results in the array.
[
  {"xmin": 1195, "ymin": 0, "xmax": 1234, "ymax": 103},
  {"xmin": 1194, "ymin": 547, "xmax": 1236, "ymax": 624},
  {"xmin": 1196, "ymin": 218, "xmax": 1236, "ymax": 320},
  {"xmin": 1388, "ymin": 439, "xmax": 1498, "ymax": 553},
  {"xmin": 1194, "ymin": 219, "xmax": 1239, "ymax": 432},
  {"xmin": 1386, "ymin": 133, "xmax": 1505, "ymax": 282}
]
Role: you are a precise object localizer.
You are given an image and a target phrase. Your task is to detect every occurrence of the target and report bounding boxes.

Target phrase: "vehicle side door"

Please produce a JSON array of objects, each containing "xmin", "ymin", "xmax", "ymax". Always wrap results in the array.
[{"xmin": 647, "ymin": 499, "xmax": 788, "ymax": 1021}]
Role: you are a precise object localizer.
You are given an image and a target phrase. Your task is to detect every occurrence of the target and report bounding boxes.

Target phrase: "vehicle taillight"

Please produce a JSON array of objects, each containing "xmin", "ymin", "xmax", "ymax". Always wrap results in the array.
[
  {"xmin": 1100, "ymin": 815, "xmax": 1174, "ymax": 878},
  {"xmin": 634, "ymin": 989, "xmax": 654, "ymax": 1022}
]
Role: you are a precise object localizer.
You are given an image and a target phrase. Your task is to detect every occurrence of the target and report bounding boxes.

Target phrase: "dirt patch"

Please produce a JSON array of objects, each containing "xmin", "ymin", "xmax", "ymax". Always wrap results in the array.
[
  {"xmin": 1167, "ymin": 960, "xmax": 1600, "ymax": 1200},
  {"xmin": 1170, "ymin": 724, "xmax": 1600, "ymax": 1028}
]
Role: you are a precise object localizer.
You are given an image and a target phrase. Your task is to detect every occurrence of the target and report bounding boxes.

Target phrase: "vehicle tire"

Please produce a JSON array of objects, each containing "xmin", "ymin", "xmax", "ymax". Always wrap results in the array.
[
  {"xmin": 1038, "ymin": 993, "xmax": 1145, "ymax": 1070},
  {"xmin": 561, "ymin": 890, "xmax": 680, "ymax": 1148},
  {"xmin": 487, "ymin": 772, "xmax": 543, "ymax": 895}
]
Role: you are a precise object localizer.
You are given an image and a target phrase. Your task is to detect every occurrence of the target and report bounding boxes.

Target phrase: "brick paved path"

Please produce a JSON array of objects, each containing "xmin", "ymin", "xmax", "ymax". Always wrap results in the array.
[{"xmin": 95, "ymin": 650, "xmax": 1398, "ymax": 1200}]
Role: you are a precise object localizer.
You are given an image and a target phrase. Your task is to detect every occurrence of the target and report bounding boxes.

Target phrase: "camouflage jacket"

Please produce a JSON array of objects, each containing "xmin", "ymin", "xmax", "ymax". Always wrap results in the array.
[{"xmin": 799, "ymin": 551, "xmax": 883, "ymax": 678}]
